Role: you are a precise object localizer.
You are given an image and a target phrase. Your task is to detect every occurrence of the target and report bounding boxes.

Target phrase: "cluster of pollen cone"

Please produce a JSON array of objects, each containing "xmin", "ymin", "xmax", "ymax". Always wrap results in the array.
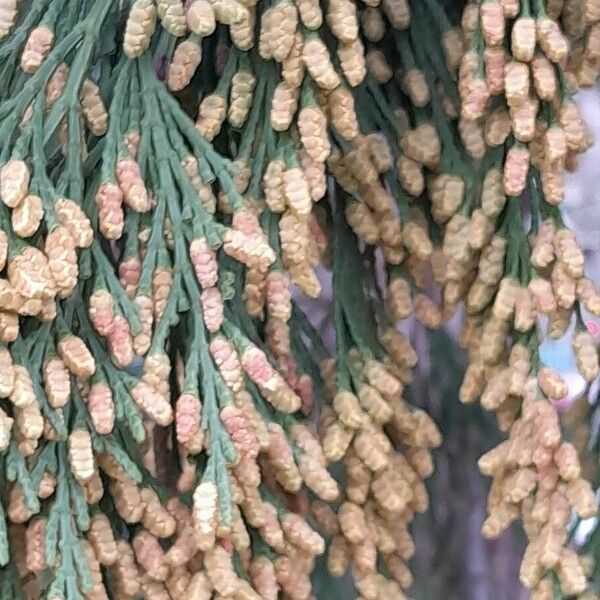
[{"xmin": 0, "ymin": 0, "xmax": 596, "ymax": 598}]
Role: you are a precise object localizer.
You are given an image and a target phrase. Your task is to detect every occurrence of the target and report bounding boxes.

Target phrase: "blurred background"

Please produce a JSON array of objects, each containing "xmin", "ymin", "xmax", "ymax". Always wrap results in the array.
[
  {"xmin": 300, "ymin": 87, "xmax": 600, "ymax": 599},
  {"xmin": 407, "ymin": 88, "xmax": 600, "ymax": 600},
  {"xmin": 407, "ymin": 87, "xmax": 600, "ymax": 600}
]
